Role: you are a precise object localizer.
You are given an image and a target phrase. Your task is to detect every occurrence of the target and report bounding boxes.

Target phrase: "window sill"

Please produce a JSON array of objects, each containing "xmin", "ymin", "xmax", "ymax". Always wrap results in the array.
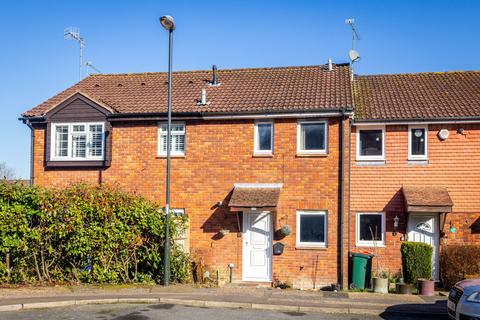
[
  {"xmin": 355, "ymin": 244, "xmax": 386, "ymax": 248},
  {"xmin": 296, "ymin": 153, "xmax": 328, "ymax": 158},
  {"xmin": 46, "ymin": 160, "xmax": 109, "ymax": 168},
  {"xmin": 156, "ymin": 155, "xmax": 186, "ymax": 159},
  {"xmin": 408, "ymin": 159, "xmax": 429, "ymax": 165},
  {"xmin": 355, "ymin": 160, "xmax": 386, "ymax": 166},
  {"xmin": 253, "ymin": 153, "xmax": 274, "ymax": 158},
  {"xmin": 295, "ymin": 245, "xmax": 328, "ymax": 250}
]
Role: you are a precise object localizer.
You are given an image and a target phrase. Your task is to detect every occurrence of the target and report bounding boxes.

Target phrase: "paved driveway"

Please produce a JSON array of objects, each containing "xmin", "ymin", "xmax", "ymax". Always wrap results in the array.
[{"xmin": 0, "ymin": 303, "xmax": 447, "ymax": 320}]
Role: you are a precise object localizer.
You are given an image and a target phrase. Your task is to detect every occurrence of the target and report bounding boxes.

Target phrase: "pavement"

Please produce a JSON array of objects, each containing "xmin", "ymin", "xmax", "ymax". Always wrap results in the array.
[
  {"xmin": 0, "ymin": 303, "xmax": 446, "ymax": 320},
  {"xmin": 0, "ymin": 284, "xmax": 448, "ymax": 318}
]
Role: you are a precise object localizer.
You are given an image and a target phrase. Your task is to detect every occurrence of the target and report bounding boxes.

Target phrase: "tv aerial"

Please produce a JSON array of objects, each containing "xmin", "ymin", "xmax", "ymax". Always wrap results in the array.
[
  {"xmin": 64, "ymin": 27, "xmax": 85, "ymax": 80},
  {"xmin": 345, "ymin": 18, "xmax": 361, "ymax": 78}
]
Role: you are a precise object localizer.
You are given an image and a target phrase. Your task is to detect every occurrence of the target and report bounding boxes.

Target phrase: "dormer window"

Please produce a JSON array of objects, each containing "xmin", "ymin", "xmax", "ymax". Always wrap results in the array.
[{"xmin": 51, "ymin": 122, "xmax": 105, "ymax": 161}]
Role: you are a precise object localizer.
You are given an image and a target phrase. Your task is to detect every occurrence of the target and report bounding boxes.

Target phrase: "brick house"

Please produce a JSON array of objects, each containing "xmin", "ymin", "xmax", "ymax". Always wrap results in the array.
[
  {"xmin": 20, "ymin": 64, "xmax": 480, "ymax": 288},
  {"xmin": 21, "ymin": 64, "xmax": 353, "ymax": 289},
  {"xmin": 349, "ymin": 71, "xmax": 480, "ymax": 281}
]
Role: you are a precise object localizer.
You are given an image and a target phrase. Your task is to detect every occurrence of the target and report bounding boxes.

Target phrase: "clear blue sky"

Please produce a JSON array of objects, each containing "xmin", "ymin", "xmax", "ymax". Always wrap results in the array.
[{"xmin": 1, "ymin": 0, "xmax": 478, "ymax": 178}]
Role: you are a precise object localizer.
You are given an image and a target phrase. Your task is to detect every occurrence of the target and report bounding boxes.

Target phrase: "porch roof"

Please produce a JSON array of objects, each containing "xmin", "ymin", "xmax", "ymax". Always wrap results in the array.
[
  {"xmin": 402, "ymin": 186, "xmax": 453, "ymax": 213},
  {"xmin": 228, "ymin": 183, "xmax": 282, "ymax": 210}
]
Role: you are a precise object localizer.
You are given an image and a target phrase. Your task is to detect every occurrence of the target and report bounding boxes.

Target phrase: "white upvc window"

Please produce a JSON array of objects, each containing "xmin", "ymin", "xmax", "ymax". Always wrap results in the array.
[
  {"xmin": 254, "ymin": 120, "xmax": 274, "ymax": 155},
  {"xmin": 50, "ymin": 122, "xmax": 105, "ymax": 161},
  {"xmin": 408, "ymin": 125, "xmax": 428, "ymax": 160},
  {"xmin": 296, "ymin": 210, "xmax": 327, "ymax": 248},
  {"xmin": 158, "ymin": 122, "xmax": 186, "ymax": 157},
  {"xmin": 356, "ymin": 212, "xmax": 386, "ymax": 247},
  {"xmin": 356, "ymin": 125, "xmax": 386, "ymax": 161},
  {"xmin": 296, "ymin": 120, "xmax": 328, "ymax": 155}
]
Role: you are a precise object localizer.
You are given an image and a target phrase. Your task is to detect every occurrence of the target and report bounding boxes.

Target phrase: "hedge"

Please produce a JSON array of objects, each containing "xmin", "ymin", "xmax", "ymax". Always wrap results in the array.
[
  {"xmin": 440, "ymin": 245, "xmax": 480, "ymax": 290},
  {"xmin": 0, "ymin": 181, "xmax": 191, "ymax": 284},
  {"xmin": 401, "ymin": 242, "xmax": 433, "ymax": 284}
]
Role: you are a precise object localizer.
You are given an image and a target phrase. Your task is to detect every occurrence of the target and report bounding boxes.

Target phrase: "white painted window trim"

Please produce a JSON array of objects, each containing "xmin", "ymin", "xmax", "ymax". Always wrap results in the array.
[
  {"xmin": 296, "ymin": 210, "xmax": 328, "ymax": 248},
  {"xmin": 356, "ymin": 212, "xmax": 386, "ymax": 247},
  {"xmin": 356, "ymin": 125, "xmax": 386, "ymax": 161},
  {"xmin": 296, "ymin": 120, "xmax": 328, "ymax": 155},
  {"xmin": 254, "ymin": 120, "xmax": 274, "ymax": 155},
  {"xmin": 408, "ymin": 125, "xmax": 428, "ymax": 160},
  {"xmin": 158, "ymin": 122, "xmax": 186, "ymax": 157},
  {"xmin": 50, "ymin": 122, "xmax": 105, "ymax": 161}
]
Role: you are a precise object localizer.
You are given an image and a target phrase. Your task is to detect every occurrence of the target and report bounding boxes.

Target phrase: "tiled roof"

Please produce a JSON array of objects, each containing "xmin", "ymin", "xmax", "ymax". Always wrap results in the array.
[
  {"xmin": 354, "ymin": 71, "xmax": 480, "ymax": 121},
  {"xmin": 402, "ymin": 186, "xmax": 453, "ymax": 208},
  {"xmin": 23, "ymin": 65, "xmax": 353, "ymax": 117},
  {"xmin": 229, "ymin": 187, "xmax": 281, "ymax": 208}
]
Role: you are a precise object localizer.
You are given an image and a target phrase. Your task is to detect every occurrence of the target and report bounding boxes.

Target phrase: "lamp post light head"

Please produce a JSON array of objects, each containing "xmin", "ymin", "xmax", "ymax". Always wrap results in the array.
[{"xmin": 160, "ymin": 15, "xmax": 176, "ymax": 31}]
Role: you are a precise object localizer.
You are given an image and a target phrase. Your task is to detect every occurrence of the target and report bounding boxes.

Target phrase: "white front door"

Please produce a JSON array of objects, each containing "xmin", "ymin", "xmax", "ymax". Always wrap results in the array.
[
  {"xmin": 407, "ymin": 214, "xmax": 439, "ymax": 280},
  {"xmin": 242, "ymin": 211, "xmax": 272, "ymax": 282}
]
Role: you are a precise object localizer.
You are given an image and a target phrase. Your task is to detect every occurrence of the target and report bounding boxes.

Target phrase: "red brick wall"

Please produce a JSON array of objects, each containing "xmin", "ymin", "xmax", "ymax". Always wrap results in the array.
[
  {"xmin": 33, "ymin": 118, "xmax": 347, "ymax": 288},
  {"xmin": 349, "ymin": 123, "xmax": 480, "ymax": 277}
]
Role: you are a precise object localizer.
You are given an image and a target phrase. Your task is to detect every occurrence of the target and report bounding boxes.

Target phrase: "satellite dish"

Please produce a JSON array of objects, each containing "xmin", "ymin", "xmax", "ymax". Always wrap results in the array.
[{"xmin": 349, "ymin": 49, "xmax": 361, "ymax": 62}]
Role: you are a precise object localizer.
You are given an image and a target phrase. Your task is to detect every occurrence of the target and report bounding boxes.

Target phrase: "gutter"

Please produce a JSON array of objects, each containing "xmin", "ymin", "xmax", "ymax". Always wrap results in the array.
[{"xmin": 353, "ymin": 117, "xmax": 480, "ymax": 125}]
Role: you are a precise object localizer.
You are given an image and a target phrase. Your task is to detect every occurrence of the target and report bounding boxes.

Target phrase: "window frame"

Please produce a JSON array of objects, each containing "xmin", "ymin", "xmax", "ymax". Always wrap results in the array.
[
  {"xmin": 50, "ymin": 122, "xmax": 105, "ymax": 161},
  {"xmin": 296, "ymin": 210, "xmax": 328, "ymax": 248},
  {"xmin": 158, "ymin": 121, "xmax": 186, "ymax": 157},
  {"xmin": 356, "ymin": 212, "xmax": 386, "ymax": 247},
  {"xmin": 296, "ymin": 120, "xmax": 328, "ymax": 155},
  {"xmin": 408, "ymin": 125, "xmax": 428, "ymax": 160},
  {"xmin": 254, "ymin": 120, "xmax": 274, "ymax": 155},
  {"xmin": 356, "ymin": 125, "xmax": 386, "ymax": 161}
]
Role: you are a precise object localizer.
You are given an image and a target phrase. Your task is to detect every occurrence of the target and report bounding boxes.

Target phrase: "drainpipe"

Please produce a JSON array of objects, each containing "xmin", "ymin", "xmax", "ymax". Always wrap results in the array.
[
  {"xmin": 24, "ymin": 119, "xmax": 35, "ymax": 186},
  {"xmin": 347, "ymin": 117, "xmax": 352, "ymax": 288},
  {"xmin": 338, "ymin": 112, "xmax": 346, "ymax": 290}
]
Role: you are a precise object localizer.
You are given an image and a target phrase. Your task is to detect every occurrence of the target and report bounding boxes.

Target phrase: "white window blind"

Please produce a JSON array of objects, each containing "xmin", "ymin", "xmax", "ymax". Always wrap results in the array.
[
  {"xmin": 51, "ymin": 122, "xmax": 105, "ymax": 161},
  {"xmin": 158, "ymin": 122, "xmax": 186, "ymax": 156}
]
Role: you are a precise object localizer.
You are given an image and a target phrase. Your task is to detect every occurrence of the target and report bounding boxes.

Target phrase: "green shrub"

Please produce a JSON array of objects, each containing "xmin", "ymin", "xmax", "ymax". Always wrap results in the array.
[
  {"xmin": 440, "ymin": 245, "xmax": 480, "ymax": 290},
  {"xmin": 401, "ymin": 242, "xmax": 433, "ymax": 284},
  {"xmin": 0, "ymin": 181, "xmax": 191, "ymax": 284}
]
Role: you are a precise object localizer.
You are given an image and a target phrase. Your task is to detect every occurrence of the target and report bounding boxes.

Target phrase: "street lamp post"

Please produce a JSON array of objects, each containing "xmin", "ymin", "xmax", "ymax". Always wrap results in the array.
[{"xmin": 160, "ymin": 15, "xmax": 175, "ymax": 286}]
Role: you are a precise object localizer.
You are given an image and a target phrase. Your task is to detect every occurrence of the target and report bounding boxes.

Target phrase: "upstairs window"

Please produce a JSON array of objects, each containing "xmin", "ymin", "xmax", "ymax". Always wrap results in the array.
[
  {"xmin": 158, "ymin": 122, "xmax": 186, "ymax": 156},
  {"xmin": 297, "ymin": 120, "xmax": 328, "ymax": 155},
  {"xmin": 254, "ymin": 121, "xmax": 273, "ymax": 155},
  {"xmin": 356, "ymin": 126, "xmax": 385, "ymax": 161},
  {"xmin": 408, "ymin": 125, "xmax": 428, "ymax": 160},
  {"xmin": 51, "ymin": 123, "xmax": 105, "ymax": 161}
]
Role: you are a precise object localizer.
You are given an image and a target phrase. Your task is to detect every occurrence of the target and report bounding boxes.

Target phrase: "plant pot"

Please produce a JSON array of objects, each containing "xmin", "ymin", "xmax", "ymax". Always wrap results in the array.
[
  {"xmin": 372, "ymin": 277, "xmax": 389, "ymax": 294},
  {"xmin": 418, "ymin": 279, "xmax": 435, "ymax": 296},
  {"xmin": 396, "ymin": 283, "xmax": 412, "ymax": 294}
]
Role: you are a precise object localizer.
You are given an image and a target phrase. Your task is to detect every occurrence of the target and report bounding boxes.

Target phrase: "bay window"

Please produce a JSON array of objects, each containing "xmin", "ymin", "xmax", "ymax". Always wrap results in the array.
[{"xmin": 51, "ymin": 122, "xmax": 105, "ymax": 161}]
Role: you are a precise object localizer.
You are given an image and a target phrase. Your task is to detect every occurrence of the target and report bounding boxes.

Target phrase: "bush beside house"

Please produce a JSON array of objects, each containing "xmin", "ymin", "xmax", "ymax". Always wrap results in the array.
[
  {"xmin": 401, "ymin": 242, "xmax": 433, "ymax": 285},
  {"xmin": 0, "ymin": 182, "xmax": 190, "ymax": 284},
  {"xmin": 440, "ymin": 245, "xmax": 480, "ymax": 289}
]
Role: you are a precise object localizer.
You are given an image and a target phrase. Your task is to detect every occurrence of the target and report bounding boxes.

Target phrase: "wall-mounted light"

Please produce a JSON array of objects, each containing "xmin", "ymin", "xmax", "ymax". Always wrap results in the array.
[{"xmin": 393, "ymin": 215, "xmax": 400, "ymax": 236}]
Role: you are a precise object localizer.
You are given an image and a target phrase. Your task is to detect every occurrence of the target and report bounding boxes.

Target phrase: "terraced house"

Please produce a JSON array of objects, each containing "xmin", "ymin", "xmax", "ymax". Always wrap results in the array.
[{"xmin": 20, "ymin": 63, "xmax": 480, "ymax": 289}]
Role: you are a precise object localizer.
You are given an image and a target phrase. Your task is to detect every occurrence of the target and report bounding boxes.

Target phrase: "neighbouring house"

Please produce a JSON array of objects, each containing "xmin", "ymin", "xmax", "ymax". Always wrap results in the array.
[
  {"xmin": 350, "ymin": 71, "xmax": 480, "ymax": 281},
  {"xmin": 21, "ymin": 64, "xmax": 353, "ymax": 289},
  {"xmin": 20, "ymin": 63, "xmax": 480, "ymax": 288}
]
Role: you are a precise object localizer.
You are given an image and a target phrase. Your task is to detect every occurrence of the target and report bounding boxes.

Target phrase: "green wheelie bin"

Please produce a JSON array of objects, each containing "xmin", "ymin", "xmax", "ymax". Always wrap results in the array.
[{"xmin": 350, "ymin": 253, "xmax": 373, "ymax": 290}]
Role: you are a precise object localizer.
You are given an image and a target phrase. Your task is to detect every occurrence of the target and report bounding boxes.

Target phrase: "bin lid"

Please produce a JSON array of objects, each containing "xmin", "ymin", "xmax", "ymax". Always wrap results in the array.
[{"xmin": 351, "ymin": 253, "xmax": 372, "ymax": 258}]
